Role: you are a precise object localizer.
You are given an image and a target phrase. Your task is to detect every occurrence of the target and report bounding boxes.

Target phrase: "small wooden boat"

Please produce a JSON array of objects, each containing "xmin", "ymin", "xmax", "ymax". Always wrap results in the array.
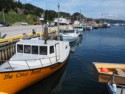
[
  {"xmin": 0, "ymin": 37, "xmax": 70, "ymax": 94},
  {"xmin": 92, "ymin": 62, "xmax": 125, "ymax": 84}
]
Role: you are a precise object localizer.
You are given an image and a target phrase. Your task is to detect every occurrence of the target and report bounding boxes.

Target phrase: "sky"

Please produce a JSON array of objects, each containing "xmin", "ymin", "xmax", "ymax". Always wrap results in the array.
[{"xmin": 19, "ymin": 0, "xmax": 125, "ymax": 20}]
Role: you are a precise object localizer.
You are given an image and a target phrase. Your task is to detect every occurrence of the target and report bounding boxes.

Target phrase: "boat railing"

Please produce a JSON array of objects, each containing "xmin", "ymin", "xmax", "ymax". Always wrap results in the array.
[
  {"xmin": 0, "ymin": 55, "xmax": 60, "ymax": 72},
  {"xmin": 108, "ymin": 74, "xmax": 125, "ymax": 94},
  {"xmin": 117, "ymin": 84, "xmax": 125, "ymax": 94}
]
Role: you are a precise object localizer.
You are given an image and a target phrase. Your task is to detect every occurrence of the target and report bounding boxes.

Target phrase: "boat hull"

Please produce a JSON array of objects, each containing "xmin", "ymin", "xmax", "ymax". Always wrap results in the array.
[
  {"xmin": 0, "ymin": 56, "xmax": 69, "ymax": 94},
  {"xmin": 63, "ymin": 36, "xmax": 78, "ymax": 43},
  {"xmin": 97, "ymin": 72, "xmax": 125, "ymax": 84}
]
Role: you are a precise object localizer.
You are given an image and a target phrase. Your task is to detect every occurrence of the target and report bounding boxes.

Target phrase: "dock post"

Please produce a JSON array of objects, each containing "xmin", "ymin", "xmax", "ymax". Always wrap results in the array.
[
  {"xmin": 0, "ymin": 50, "xmax": 2, "ymax": 64},
  {"xmin": 0, "ymin": 32, "xmax": 1, "ymax": 39}
]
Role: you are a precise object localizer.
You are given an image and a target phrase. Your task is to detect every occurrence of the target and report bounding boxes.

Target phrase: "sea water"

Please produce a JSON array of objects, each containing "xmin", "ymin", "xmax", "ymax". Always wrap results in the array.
[{"xmin": 19, "ymin": 26, "xmax": 125, "ymax": 94}]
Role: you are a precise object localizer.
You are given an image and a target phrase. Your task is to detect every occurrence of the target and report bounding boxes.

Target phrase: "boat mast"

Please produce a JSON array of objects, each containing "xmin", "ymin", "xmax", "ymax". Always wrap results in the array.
[
  {"xmin": 80, "ymin": 10, "xmax": 81, "ymax": 23},
  {"xmin": 57, "ymin": 2, "xmax": 60, "ymax": 40}
]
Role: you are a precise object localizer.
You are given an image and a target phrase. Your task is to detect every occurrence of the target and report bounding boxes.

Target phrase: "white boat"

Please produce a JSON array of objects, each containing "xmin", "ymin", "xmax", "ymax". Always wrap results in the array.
[
  {"xmin": 0, "ymin": 37, "xmax": 70, "ymax": 93},
  {"xmin": 86, "ymin": 26, "xmax": 93, "ymax": 30},
  {"xmin": 53, "ymin": 17, "xmax": 71, "ymax": 25},
  {"xmin": 60, "ymin": 30, "xmax": 79, "ymax": 43},
  {"xmin": 107, "ymin": 83, "xmax": 125, "ymax": 94}
]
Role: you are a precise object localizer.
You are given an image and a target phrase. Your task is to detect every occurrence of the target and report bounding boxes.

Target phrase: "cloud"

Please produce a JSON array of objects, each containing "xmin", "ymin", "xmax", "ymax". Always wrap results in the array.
[{"xmin": 19, "ymin": 0, "xmax": 125, "ymax": 20}]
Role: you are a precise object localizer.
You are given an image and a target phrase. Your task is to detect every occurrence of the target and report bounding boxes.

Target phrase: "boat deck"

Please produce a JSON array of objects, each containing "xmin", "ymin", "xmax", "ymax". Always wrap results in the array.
[
  {"xmin": 0, "ymin": 59, "xmax": 58, "ymax": 72},
  {"xmin": 0, "ymin": 54, "xmax": 59, "ymax": 72}
]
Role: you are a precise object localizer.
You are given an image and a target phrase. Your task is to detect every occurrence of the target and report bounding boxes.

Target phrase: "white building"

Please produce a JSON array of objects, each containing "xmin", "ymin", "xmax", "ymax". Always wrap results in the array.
[
  {"xmin": 73, "ymin": 20, "xmax": 80, "ymax": 26},
  {"xmin": 53, "ymin": 17, "xmax": 71, "ymax": 25}
]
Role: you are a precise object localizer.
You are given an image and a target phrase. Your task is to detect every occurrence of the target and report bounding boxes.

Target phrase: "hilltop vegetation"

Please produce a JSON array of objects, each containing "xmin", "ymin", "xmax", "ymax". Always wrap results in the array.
[{"xmin": 0, "ymin": 0, "xmax": 84, "ymax": 25}]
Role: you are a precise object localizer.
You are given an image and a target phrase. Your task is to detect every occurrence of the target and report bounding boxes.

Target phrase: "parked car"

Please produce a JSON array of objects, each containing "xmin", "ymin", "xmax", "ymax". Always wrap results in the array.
[
  {"xmin": 0, "ymin": 22, "xmax": 9, "ymax": 27},
  {"xmin": 19, "ymin": 22, "xmax": 28, "ymax": 25},
  {"xmin": 49, "ymin": 22, "xmax": 56, "ymax": 27}
]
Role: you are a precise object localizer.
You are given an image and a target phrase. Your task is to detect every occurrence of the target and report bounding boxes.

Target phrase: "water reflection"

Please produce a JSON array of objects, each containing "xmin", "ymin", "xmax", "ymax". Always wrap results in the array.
[{"xmin": 70, "ymin": 36, "xmax": 83, "ymax": 53}]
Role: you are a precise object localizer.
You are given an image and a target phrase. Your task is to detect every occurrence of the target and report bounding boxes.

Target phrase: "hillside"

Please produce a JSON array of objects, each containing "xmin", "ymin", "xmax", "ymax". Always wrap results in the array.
[{"xmin": 0, "ymin": 0, "xmax": 73, "ymax": 25}]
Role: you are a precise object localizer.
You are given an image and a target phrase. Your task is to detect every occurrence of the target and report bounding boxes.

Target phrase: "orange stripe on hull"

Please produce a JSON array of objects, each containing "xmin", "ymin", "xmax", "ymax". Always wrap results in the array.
[{"xmin": 0, "ymin": 62, "xmax": 65, "ymax": 94}]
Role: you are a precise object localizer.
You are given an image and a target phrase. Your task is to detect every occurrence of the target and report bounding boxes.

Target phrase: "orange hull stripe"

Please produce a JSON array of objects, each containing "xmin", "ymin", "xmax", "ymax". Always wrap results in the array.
[{"xmin": 0, "ymin": 62, "xmax": 65, "ymax": 94}]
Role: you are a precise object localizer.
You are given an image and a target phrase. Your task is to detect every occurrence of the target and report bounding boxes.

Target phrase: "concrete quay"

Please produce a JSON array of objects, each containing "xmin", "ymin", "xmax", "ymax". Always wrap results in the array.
[{"xmin": 0, "ymin": 25, "xmax": 69, "ymax": 38}]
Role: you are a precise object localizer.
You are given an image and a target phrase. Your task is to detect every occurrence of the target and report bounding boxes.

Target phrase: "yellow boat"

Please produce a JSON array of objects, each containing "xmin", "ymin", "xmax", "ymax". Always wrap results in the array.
[
  {"xmin": 0, "ymin": 38, "xmax": 70, "ymax": 94},
  {"xmin": 92, "ymin": 62, "xmax": 125, "ymax": 84}
]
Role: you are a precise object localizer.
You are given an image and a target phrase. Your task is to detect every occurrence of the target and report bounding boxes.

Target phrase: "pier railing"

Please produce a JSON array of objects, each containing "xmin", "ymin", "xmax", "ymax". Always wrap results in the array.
[
  {"xmin": 0, "ymin": 55, "xmax": 60, "ymax": 72},
  {"xmin": 0, "ymin": 34, "xmax": 41, "ymax": 65}
]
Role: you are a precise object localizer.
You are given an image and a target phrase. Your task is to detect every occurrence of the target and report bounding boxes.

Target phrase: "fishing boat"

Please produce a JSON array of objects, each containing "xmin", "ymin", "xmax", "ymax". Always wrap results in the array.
[
  {"xmin": 0, "ymin": 33, "xmax": 70, "ymax": 94},
  {"xmin": 60, "ymin": 30, "xmax": 80, "ymax": 43},
  {"xmin": 92, "ymin": 62, "xmax": 125, "ymax": 84},
  {"xmin": 73, "ymin": 25, "xmax": 85, "ymax": 32},
  {"xmin": 86, "ymin": 26, "xmax": 93, "ymax": 31}
]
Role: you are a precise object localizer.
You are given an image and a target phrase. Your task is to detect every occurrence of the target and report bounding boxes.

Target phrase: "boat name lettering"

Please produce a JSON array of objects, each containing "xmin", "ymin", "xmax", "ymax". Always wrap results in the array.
[
  {"xmin": 3, "ymin": 70, "xmax": 41, "ymax": 80},
  {"xmin": 31, "ymin": 70, "xmax": 41, "ymax": 75},
  {"xmin": 4, "ymin": 74, "xmax": 13, "ymax": 80},
  {"xmin": 16, "ymin": 72, "xmax": 28, "ymax": 77}
]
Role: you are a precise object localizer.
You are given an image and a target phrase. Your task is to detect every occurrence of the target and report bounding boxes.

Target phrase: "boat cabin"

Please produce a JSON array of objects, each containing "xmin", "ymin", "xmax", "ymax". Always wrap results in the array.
[
  {"xmin": 60, "ymin": 30, "xmax": 74, "ymax": 33},
  {"xmin": 0, "ymin": 37, "xmax": 70, "ymax": 72}
]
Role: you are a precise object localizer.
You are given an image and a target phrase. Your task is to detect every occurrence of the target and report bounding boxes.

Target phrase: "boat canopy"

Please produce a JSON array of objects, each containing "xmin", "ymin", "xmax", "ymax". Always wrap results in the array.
[{"xmin": 60, "ymin": 30, "xmax": 75, "ymax": 33}]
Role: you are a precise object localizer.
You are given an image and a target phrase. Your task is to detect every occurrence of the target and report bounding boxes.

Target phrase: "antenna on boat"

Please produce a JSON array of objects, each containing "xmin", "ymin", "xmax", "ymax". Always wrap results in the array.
[
  {"xmin": 43, "ymin": 25, "xmax": 49, "ymax": 44},
  {"xmin": 80, "ymin": 10, "xmax": 81, "ymax": 23},
  {"xmin": 57, "ymin": 2, "xmax": 60, "ymax": 40},
  {"xmin": 39, "ymin": 12, "xmax": 44, "ymax": 39}
]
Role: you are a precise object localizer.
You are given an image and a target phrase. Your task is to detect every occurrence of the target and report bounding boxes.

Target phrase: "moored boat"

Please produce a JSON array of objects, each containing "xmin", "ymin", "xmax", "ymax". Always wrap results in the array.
[
  {"xmin": 0, "ymin": 38, "xmax": 70, "ymax": 94},
  {"xmin": 107, "ymin": 82, "xmax": 125, "ymax": 94},
  {"xmin": 92, "ymin": 62, "xmax": 125, "ymax": 84},
  {"xmin": 60, "ymin": 30, "xmax": 79, "ymax": 43}
]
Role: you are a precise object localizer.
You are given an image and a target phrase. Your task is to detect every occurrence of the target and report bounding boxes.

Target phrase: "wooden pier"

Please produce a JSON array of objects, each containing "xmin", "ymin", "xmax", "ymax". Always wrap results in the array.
[
  {"xmin": 0, "ymin": 34, "xmax": 40, "ymax": 65},
  {"xmin": 0, "ymin": 40, "xmax": 17, "ymax": 64}
]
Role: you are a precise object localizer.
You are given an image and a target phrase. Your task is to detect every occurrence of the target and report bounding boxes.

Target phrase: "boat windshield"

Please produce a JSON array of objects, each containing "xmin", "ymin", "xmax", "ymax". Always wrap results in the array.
[
  {"xmin": 40, "ymin": 46, "xmax": 47, "ymax": 55},
  {"xmin": 24, "ymin": 45, "xmax": 31, "ymax": 54},
  {"xmin": 50, "ymin": 46, "xmax": 54, "ymax": 54},
  {"xmin": 17, "ymin": 44, "xmax": 23, "ymax": 53},
  {"xmin": 61, "ymin": 30, "xmax": 74, "ymax": 33},
  {"xmin": 75, "ymin": 27, "xmax": 82, "ymax": 29},
  {"xmin": 17, "ymin": 44, "xmax": 48, "ymax": 55},
  {"xmin": 32, "ymin": 46, "xmax": 38, "ymax": 54}
]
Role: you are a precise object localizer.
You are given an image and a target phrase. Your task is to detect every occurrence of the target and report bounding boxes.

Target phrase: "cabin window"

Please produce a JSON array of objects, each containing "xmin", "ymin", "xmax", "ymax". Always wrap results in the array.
[
  {"xmin": 32, "ymin": 46, "xmax": 38, "ymax": 54},
  {"xmin": 76, "ymin": 31, "xmax": 79, "ymax": 33},
  {"xmin": 17, "ymin": 44, "xmax": 23, "ymax": 53},
  {"xmin": 24, "ymin": 45, "xmax": 31, "ymax": 54},
  {"xmin": 40, "ymin": 46, "xmax": 47, "ymax": 55},
  {"xmin": 50, "ymin": 46, "xmax": 54, "ymax": 54}
]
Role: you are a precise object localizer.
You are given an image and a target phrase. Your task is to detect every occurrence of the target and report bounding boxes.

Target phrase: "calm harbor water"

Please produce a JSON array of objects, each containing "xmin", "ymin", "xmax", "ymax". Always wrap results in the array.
[{"xmin": 18, "ymin": 26, "xmax": 125, "ymax": 94}]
